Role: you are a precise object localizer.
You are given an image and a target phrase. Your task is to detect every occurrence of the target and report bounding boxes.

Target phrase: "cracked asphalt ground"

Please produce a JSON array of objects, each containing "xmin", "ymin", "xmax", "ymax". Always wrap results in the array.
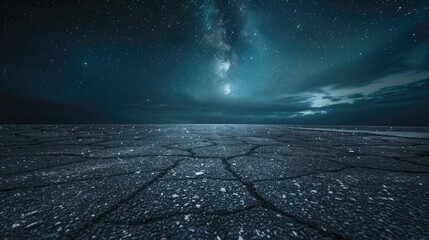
[{"xmin": 1, "ymin": 125, "xmax": 429, "ymax": 239}]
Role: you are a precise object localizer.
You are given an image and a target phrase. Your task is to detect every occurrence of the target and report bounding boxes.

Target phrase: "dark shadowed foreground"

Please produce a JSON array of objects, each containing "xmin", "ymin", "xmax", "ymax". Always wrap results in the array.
[{"xmin": 1, "ymin": 125, "xmax": 428, "ymax": 239}]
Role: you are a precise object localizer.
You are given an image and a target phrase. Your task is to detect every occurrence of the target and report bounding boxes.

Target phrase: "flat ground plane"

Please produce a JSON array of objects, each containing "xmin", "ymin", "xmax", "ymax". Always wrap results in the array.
[{"xmin": 1, "ymin": 125, "xmax": 429, "ymax": 239}]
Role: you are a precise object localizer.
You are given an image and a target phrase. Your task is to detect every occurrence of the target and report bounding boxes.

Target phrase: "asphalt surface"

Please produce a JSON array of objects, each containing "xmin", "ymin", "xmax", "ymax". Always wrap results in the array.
[{"xmin": 0, "ymin": 125, "xmax": 428, "ymax": 239}]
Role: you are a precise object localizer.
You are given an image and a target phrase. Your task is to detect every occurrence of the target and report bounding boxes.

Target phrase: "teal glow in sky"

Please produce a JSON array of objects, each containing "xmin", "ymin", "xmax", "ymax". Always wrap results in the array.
[{"xmin": 1, "ymin": 0, "xmax": 429, "ymax": 125}]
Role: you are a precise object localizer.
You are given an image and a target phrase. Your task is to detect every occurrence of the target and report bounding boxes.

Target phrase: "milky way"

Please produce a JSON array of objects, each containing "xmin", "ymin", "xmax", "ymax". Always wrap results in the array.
[{"xmin": 1, "ymin": 0, "xmax": 429, "ymax": 125}]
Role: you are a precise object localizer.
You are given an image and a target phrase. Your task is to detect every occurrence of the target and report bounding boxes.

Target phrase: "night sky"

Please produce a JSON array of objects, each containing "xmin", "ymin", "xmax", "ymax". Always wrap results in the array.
[{"xmin": 1, "ymin": 0, "xmax": 429, "ymax": 125}]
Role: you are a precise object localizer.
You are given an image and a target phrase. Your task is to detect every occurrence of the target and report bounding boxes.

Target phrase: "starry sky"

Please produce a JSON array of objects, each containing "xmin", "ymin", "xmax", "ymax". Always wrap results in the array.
[{"xmin": 1, "ymin": 0, "xmax": 429, "ymax": 125}]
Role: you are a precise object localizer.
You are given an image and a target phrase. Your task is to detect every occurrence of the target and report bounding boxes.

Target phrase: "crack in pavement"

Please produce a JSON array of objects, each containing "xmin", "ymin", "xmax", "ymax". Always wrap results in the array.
[
  {"xmin": 221, "ymin": 157, "xmax": 346, "ymax": 240},
  {"xmin": 258, "ymin": 142, "xmax": 429, "ymax": 173},
  {"xmin": 69, "ymin": 159, "xmax": 183, "ymax": 239},
  {"xmin": 199, "ymin": 137, "xmax": 348, "ymax": 239},
  {"xmin": 1, "ymin": 125, "xmax": 428, "ymax": 239},
  {"xmin": 0, "ymin": 153, "xmax": 191, "ymax": 178}
]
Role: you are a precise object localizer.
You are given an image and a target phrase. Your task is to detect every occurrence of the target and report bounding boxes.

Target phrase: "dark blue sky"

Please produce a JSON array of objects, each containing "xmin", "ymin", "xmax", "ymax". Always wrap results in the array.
[{"xmin": 1, "ymin": 0, "xmax": 429, "ymax": 125}]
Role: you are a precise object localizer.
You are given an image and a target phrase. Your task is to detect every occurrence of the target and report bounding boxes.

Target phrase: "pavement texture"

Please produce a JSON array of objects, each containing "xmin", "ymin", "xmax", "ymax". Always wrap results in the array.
[{"xmin": 0, "ymin": 125, "xmax": 429, "ymax": 239}]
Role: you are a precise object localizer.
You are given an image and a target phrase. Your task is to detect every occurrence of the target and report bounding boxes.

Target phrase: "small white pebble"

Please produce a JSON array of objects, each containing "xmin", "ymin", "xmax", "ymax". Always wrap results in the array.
[
  {"xmin": 220, "ymin": 188, "xmax": 226, "ymax": 193},
  {"xmin": 12, "ymin": 223, "xmax": 20, "ymax": 229}
]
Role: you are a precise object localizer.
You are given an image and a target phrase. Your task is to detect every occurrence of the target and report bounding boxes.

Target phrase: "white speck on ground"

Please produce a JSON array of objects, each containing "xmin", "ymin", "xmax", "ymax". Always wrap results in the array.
[{"xmin": 12, "ymin": 223, "xmax": 21, "ymax": 228}]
